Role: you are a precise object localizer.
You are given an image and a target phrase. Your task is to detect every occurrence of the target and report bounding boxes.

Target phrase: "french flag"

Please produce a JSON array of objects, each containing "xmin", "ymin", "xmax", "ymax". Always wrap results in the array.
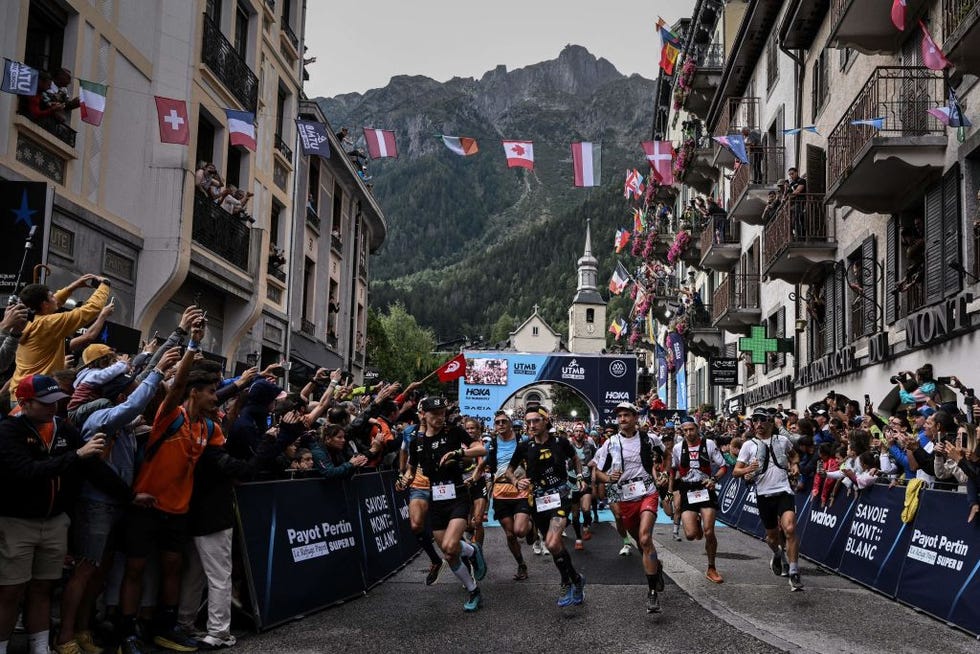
[
  {"xmin": 225, "ymin": 109, "xmax": 256, "ymax": 151},
  {"xmin": 363, "ymin": 127, "xmax": 398, "ymax": 159}
]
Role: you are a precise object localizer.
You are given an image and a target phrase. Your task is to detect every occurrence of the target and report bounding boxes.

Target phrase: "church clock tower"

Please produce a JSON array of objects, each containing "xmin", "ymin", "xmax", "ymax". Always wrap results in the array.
[{"xmin": 568, "ymin": 218, "xmax": 607, "ymax": 353}]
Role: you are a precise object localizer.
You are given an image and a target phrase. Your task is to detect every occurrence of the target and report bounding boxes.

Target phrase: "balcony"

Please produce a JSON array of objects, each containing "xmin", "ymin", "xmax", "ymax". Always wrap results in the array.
[
  {"xmin": 711, "ymin": 274, "xmax": 761, "ymax": 334},
  {"xmin": 201, "ymin": 14, "xmax": 258, "ymax": 112},
  {"xmin": 685, "ymin": 303, "xmax": 724, "ymax": 359},
  {"xmin": 300, "ymin": 318, "xmax": 316, "ymax": 336},
  {"xmin": 675, "ymin": 133, "xmax": 717, "ymax": 195},
  {"xmin": 699, "ymin": 219, "xmax": 741, "ymax": 271},
  {"xmin": 331, "ymin": 233, "xmax": 343, "ymax": 252},
  {"xmin": 192, "ymin": 193, "xmax": 251, "ymax": 271},
  {"xmin": 281, "ymin": 20, "xmax": 299, "ymax": 51},
  {"xmin": 269, "ymin": 266, "xmax": 286, "ymax": 282},
  {"xmin": 681, "ymin": 43, "xmax": 724, "ymax": 118},
  {"xmin": 762, "ymin": 194, "xmax": 837, "ymax": 284},
  {"xmin": 712, "ymin": 97, "xmax": 759, "ymax": 168},
  {"xmin": 17, "ymin": 109, "xmax": 76, "ymax": 147},
  {"xmin": 826, "ymin": 67, "xmax": 946, "ymax": 213},
  {"xmin": 306, "ymin": 205, "xmax": 320, "ymax": 229},
  {"xmin": 729, "ymin": 146, "xmax": 785, "ymax": 224},
  {"xmin": 274, "ymin": 133, "xmax": 293, "ymax": 160},
  {"xmin": 943, "ymin": 0, "xmax": 980, "ymax": 75},
  {"xmin": 829, "ymin": 0, "xmax": 930, "ymax": 54}
]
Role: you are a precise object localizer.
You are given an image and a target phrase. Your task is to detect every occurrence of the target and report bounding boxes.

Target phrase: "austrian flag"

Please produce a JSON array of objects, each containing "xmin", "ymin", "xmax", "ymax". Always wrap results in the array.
[
  {"xmin": 571, "ymin": 142, "xmax": 601, "ymax": 187},
  {"xmin": 363, "ymin": 127, "xmax": 398, "ymax": 158},
  {"xmin": 503, "ymin": 140, "xmax": 534, "ymax": 169}
]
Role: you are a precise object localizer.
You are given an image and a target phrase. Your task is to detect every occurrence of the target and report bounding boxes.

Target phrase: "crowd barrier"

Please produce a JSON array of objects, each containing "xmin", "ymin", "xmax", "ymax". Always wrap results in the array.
[
  {"xmin": 716, "ymin": 473, "xmax": 980, "ymax": 637},
  {"xmin": 233, "ymin": 469, "xmax": 419, "ymax": 630}
]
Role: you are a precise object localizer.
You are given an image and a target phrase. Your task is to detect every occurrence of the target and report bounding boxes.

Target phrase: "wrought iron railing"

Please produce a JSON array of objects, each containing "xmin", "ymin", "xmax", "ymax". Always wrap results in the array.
[
  {"xmin": 18, "ymin": 109, "xmax": 76, "ymax": 147},
  {"xmin": 731, "ymin": 146, "xmax": 785, "ymax": 204},
  {"xmin": 713, "ymin": 97, "xmax": 760, "ymax": 138},
  {"xmin": 331, "ymin": 234, "xmax": 343, "ymax": 251},
  {"xmin": 944, "ymin": 0, "xmax": 980, "ymax": 43},
  {"xmin": 687, "ymin": 302, "xmax": 715, "ymax": 329},
  {"xmin": 282, "ymin": 21, "xmax": 299, "ymax": 49},
  {"xmin": 274, "ymin": 133, "xmax": 292, "ymax": 159},
  {"xmin": 763, "ymin": 194, "xmax": 834, "ymax": 270},
  {"xmin": 306, "ymin": 205, "xmax": 320, "ymax": 229},
  {"xmin": 201, "ymin": 14, "xmax": 258, "ymax": 112},
  {"xmin": 700, "ymin": 216, "xmax": 740, "ymax": 254},
  {"xmin": 712, "ymin": 273, "xmax": 760, "ymax": 322},
  {"xmin": 269, "ymin": 266, "xmax": 286, "ymax": 282},
  {"xmin": 827, "ymin": 67, "xmax": 944, "ymax": 189},
  {"xmin": 697, "ymin": 42, "xmax": 724, "ymax": 69},
  {"xmin": 192, "ymin": 193, "xmax": 251, "ymax": 270}
]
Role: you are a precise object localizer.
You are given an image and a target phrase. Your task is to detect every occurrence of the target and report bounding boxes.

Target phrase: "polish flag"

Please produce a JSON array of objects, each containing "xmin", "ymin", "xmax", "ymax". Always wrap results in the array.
[
  {"xmin": 503, "ymin": 140, "xmax": 534, "ymax": 169},
  {"xmin": 642, "ymin": 140, "xmax": 674, "ymax": 185},
  {"xmin": 919, "ymin": 19, "xmax": 949, "ymax": 70},
  {"xmin": 363, "ymin": 127, "xmax": 398, "ymax": 158},
  {"xmin": 225, "ymin": 109, "xmax": 256, "ymax": 151},
  {"xmin": 571, "ymin": 141, "xmax": 601, "ymax": 187},
  {"xmin": 154, "ymin": 96, "xmax": 189, "ymax": 145}
]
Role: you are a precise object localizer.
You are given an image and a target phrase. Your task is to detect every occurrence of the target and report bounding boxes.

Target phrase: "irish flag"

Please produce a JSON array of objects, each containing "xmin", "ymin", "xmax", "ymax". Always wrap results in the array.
[
  {"xmin": 363, "ymin": 127, "xmax": 398, "ymax": 158},
  {"xmin": 78, "ymin": 79, "xmax": 107, "ymax": 126},
  {"xmin": 441, "ymin": 135, "xmax": 479, "ymax": 156},
  {"xmin": 571, "ymin": 142, "xmax": 601, "ymax": 187}
]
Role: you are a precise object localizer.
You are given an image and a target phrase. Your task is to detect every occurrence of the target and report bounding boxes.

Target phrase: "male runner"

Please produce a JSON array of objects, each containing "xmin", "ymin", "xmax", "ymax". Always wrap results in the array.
[
  {"xmin": 462, "ymin": 417, "xmax": 489, "ymax": 547},
  {"xmin": 399, "ymin": 397, "xmax": 488, "ymax": 611},
  {"xmin": 568, "ymin": 423, "xmax": 596, "ymax": 551},
  {"xmin": 398, "ymin": 417, "xmax": 446, "ymax": 585},
  {"xmin": 734, "ymin": 409, "xmax": 804, "ymax": 591},
  {"xmin": 592, "ymin": 402, "xmax": 666, "ymax": 613},
  {"xmin": 480, "ymin": 411, "xmax": 531, "ymax": 580},
  {"xmin": 504, "ymin": 405, "xmax": 586, "ymax": 607},
  {"xmin": 669, "ymin": 416, "xmax": 728, "ymax": 584}
]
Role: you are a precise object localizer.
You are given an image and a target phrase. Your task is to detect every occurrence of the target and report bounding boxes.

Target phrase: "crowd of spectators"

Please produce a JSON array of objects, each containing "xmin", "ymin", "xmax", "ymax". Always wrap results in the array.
[{"xmin": 194, "ymin": 163, "xmax": 255, "ymax": 225}]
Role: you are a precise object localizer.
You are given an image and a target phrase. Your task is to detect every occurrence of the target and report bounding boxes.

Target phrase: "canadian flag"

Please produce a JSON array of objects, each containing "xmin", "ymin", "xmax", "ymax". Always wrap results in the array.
[
  {"xmin": 435, "ymin": 353, "xmax": 467, "ymax": 383},
  {"xmin": 642, "ymin": 140, "xmax": 674, "ymax": 185},
  {"xmin": 363, "ymin": 127, "xmax": 398, "ymax": 158},
  {"xmin": 503, "ymin": 140, "xmax": 534, "ymax": 169}
]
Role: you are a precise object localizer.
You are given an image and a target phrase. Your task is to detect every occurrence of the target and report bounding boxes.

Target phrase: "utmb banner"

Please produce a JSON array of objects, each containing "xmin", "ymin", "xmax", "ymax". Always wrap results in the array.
[{"xmin": 458, "ymin": 351, "xmax": 637, "ymax": 425}]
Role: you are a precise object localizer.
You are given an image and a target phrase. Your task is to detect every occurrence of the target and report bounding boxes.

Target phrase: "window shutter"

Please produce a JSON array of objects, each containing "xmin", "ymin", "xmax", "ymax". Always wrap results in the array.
[
  {"xmin": 885, "ymin": 218, "xmax": 897, "ymax": 324},
  {"xmin": 923, "ymin": 182, "xmax": 944, "ymax": 303},
  {"xmin": 862, "ymin": 236, "xmax": 877, "ymax": 335},
  {"xmin": 942, "ymin": 165, "xmax": 962, "ymax": 298},
  {"xmin": 834, "ymin": 263, "xmax": 847, "ymax": 349},
  {"xmin": 824, "ymin": 270, "xmax": 837, "ymax": 355}
]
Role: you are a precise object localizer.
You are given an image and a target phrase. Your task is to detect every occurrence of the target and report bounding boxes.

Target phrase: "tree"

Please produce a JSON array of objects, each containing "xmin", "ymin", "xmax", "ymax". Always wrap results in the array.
[
  {"xmin": 550, "ymin": 384, "xmax": 591, "ymax": 422},
  {"xmin": 368, "ymin": 302, "xmax": 439, "ymax": 385},
  {"xmin": 490, "ymin": 313, "xmax": 516, "ymax": 344}
]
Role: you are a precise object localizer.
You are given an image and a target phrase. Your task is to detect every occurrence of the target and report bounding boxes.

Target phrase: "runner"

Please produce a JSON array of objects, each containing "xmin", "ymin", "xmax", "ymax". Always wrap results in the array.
[
  {"xmin": 462, "ymin": 417, "xmax": 489, "ymax": 548},
  {"xmin": 669, "ymin": 416, "xmax": 728, "ymax": 584},
  {"xmin": 568, "ymin": 423, "xmax": 596, "ymax": 551},
  {"xmin": 398, "ymin": 416, "xmax": 446, "ymax": 585},
  {"xmin": 592, "ymin": 402, "xmax": 666, "ymax": 613},
  {"xmin": 480, "ymin": 410, "xmax": 532, "ymax": 581},
  {"xmin": 398, "ymin": 397, "xmax": 489, "ymax": 611},
  {"xmin": 504, "ymin": 405, "xmax": 586, "ymax": 607},
  {"xmin": 733, "ymin": 409, "xmax": 805, "ymax": 591},
  {"xmin": 653, "ymin": 429, "xmax": 679, "ymax": 540}
]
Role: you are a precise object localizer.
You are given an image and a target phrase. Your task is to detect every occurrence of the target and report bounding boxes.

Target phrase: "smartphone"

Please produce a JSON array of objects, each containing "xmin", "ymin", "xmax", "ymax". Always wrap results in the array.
[
  {"xmin": 864, "ymin": 394, "xmax": 871, "ymax": 405},
  {"xmin": 937, "ymin": 376, "xmax": 952, "ymax": 385}
]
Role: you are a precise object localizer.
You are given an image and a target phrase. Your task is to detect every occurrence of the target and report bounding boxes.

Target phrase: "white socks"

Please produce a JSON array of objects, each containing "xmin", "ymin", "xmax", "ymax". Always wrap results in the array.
[
  {"xmin": 28, "ymin": 631, "xmax": 49, "ymax": 654},
  {"xmin": 459, "ymin": 540, "xmax": 476, "ymax": 559},
  {"xmin": 450, "ymin": 560, "xmax": 477, "ymax": 591}
]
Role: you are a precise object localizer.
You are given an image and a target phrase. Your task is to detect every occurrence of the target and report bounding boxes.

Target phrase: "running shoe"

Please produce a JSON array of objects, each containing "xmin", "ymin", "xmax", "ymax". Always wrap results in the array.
[
  {"xmin": 513, "ymin": 563, "xmax": 528, "ymax": 581},
  {"xmin": 781, "ymin": 560, "xmax": 790, "ymax": 577},
  {"xmin": 618, "ymin": 544, "xmax": 631, "ymax": 556},
  {"xmin": 645, "ymin": 590, "xmax": 662, "ymax": 614},
  {"xmin": 789, "ymin": 573, "xmax": 804, "ymax": 591},
  {"xmin": 425, "ymin": 561, "xmax": 443, "ymax": 586},
  {"xmin": 197, "ymin": 634, "xmax": 236, "ymax": 650},
  {"xmin": 525, "ymin": 532, "xmax": 536, "ymax": 546},
  {"xmin": 672, "ymin": 528, "xmax": 682, "ymax": 542},
  {"xmin": 556, "ymin": 584, "xmax": 575, "ymax": 608},
  {"xmin": 463, "ymin": 587, "xmax": 482, "ymax": 612},
  {"xmin": 574, "ymin": 539, "xmax": 584, "ymax": 551},
  {"xmin": 54, "ymin": 640, "xmax": 82, "ymax": 654},
  {"xmin": 75, "ymin": 631, "xmax": 104, "ymax": 654},
  {"xmin": 770, "ymin": 553, "xmax": 782, "ymax": 577},
  {"xmin": 582, "ymin": 527, "xmax": 592, "ymax": 541},
  {"xmin": 117, "ymin": 636, "xmax": 149, "ymax": 654},
  {"xmin": 654, "ymin": 564, "xmax": 665, "ymax": 592},
  {"xmin": 570, "ymin": 575, "xmax": 586, "ymax": 605},
  {"xmin": 705, "ymin": 567, "xmax": 724, "ymax": 584},
  {"xmin": 471, "ymin": 542, "xmax": 488, "ymax": 581},
  {"xmin": 153, "ymin": 625, "xmax": 200, "ymax": 652},
  {"xmin": 532, "ymin": 541, "xmax": 544, "ymax": 556}
]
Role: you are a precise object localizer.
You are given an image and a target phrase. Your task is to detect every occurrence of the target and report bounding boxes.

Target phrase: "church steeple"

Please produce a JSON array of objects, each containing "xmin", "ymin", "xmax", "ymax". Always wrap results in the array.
[{"xmin": 572, "ymin": 218, "xmax": 605, "ymax": 305}]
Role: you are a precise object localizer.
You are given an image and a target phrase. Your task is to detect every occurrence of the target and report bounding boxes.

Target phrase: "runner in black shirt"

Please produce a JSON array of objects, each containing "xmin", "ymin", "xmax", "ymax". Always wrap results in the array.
[
  {"xmin": 400, "ymin": 397, "xmax": 488, "ymax": 611},
  {"xmin": 504, "ymin": 405, "xmax": 586, "ymax": 607}
]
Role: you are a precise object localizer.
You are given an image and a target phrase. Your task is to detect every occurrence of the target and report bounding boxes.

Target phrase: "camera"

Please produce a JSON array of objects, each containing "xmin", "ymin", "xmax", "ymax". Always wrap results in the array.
[
  {"xmin": 937, "ymin": 376, "xmax": 952, "ymax": 385},
  {"xmin": 6, "ymin": 295, "xmax": 35, "ymax": 320}
]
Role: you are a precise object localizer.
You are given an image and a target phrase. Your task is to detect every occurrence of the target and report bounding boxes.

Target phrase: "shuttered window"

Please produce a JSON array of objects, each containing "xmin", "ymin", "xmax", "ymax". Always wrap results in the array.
[
  {"xmin": 861, "ymin": 236, "xmax": 877, "ymax": 336},
  {"xmin": 824, "ymin": 269, "xmax": 837, "ymax": 356},
  {"xmin": 885, "ymin": 218, "xmax": 897, "ymax": 324},
  {"xmin": 923, "ymin": 165, "xmax": 962, "ymax": 305}
]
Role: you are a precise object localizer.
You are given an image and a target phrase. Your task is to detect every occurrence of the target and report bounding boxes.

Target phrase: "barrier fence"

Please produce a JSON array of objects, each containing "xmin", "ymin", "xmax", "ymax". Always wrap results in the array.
[
  {"xmin": 233, "ymin": 469, "xmax": 419, "ymax": 630},
  {"xmin": 715, "ymin": 473, "xmax": 980, "ymax": 637}
]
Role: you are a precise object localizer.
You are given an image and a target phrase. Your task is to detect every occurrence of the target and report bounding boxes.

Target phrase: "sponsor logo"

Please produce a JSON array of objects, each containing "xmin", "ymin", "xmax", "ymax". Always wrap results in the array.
[
  {"xmin": 609, "ymin": 360, "xmax": 627, "ymax": 378},
  {"xmin": 605, "ymin": 391, "xmax": 630, "ymax": 401},
  {"xmin": 810, "ymin": 508, "xmax": 837, "ymax": 528},
  {"xmin": 561, "ymin": 358, "xmax": 586, "ymax": 380},
  {"xmin": 514, "ymin": 362, "xmax": 537, "ymax": 375},
  {"xmin": 465, "ymin": 388, "xmax": 490, "ymax": 397},
  {"xmin": 721, "ymin": 478, "xmax": 739, "ymax": 513}
]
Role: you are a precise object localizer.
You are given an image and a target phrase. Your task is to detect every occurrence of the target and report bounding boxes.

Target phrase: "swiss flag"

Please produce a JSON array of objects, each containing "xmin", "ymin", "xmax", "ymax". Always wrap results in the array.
[
  {"xmin": 435, "ymin": 353, "xmax": 467, "ymax": 383},
  {"xmin": 503, "ymin": 140, "xmax": 534, "ymax": 169},
  {"xmin": 154, "ymin": 96, "xmax": 189, "ymax": 145},
  {"xmin": 642, "ymin": 140, "xmax": 674, "ymax": 185}
]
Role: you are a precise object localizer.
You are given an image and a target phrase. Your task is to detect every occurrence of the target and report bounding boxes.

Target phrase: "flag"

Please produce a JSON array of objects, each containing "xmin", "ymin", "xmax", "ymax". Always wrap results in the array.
[
  {"xmin": 851, "ymin": 117, "xmax": 885, "ymax": 129},
  {"xmin": 571, "ymin": 141, "xmax": 601, "ymax": 187},
  {"xmin": 660, "ymin": 42, "xmax": 680, "ymax": 76},
  {"xmin": 782, "ymin": 125, "xmax": 819, "ymax": 135},
  {"xmin": 928, "ymin": 88, "xmax": 972, "ymax": 127},
  {"xmin": 656, "ymin": 18, "xmax": 680, "ymax": 47},
  {"xmin": 435, "ymin": 353, "xmax": 467, "ymax": 383},
  {"xmin": 609, "ymin": 318, "xmax": 627, "ymax": 340},
  {"xmin": 295, "ymin": 119, "xmax": 332, "ymax": 157},
  {"xmin": 919, "ymin": 19, "xmax": 949, "ymax": 70},
  {"xmin": 725, "ymin": 134, "xmax": 749, "ymax": 164},
  {"xmin": 891, "ymin": 0, "xmax": 907, "ymax": 31},
  {"xmin": 440, "ymin": 135, "xmax": 479, "ymax": 156},
  {"xmin": 633, "ymin": 208, "xmax": 646, "ymax": 234},
  {"xmin": 225, "ymin": 109, "xmax": 256, "ymax": 150},
  {"xmin": 78, "ymin": 79, "xmax": 107, "ymax": 126},
  {"xmin": 624, "ymin": 168, "xmax": 644, "ymax": 198},
  {"xmin": 615, "ymin": 228, "xmax": 630, "ymax": 253},
  {"xmin": 1, "ymin": 59, "xmax": 38, "ymax": 95},
  {"xmin": 609, "ymin": 262, "xmax": 630, "ymax": 295},
  {"xmin": 363, "ymin": 127, "xmax": 398, "ymax": 158},
  {"xmin": 503, "ymin": 140, "xmax": 534, "ymax": 169},
  {"xmin": 154, "ymin": 96, "xmax": 189, "ymax": 145},
  {"xmin": 642, "ymin": 140, "xmax": 674, "ymax": 185}
]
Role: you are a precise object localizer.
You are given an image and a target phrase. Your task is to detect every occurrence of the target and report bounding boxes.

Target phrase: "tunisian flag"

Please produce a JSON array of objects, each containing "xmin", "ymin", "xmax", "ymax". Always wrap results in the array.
[
  {"xmin": 363, "ymin": 127, "xmax": 398, "ymax": 158},
  {"xmin": 435, "ymin": 353, "xmax": 467, "ymax": 382},
  {"xmin": 503, "ymin": 140, "xmax": 534, "ymax": 169}
]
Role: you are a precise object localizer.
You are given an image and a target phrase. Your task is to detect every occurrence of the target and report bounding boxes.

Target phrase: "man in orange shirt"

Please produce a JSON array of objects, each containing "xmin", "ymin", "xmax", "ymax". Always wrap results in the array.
[{"xmin": 116, "ymin": 311, "xmax": 224, "ymax": 654}]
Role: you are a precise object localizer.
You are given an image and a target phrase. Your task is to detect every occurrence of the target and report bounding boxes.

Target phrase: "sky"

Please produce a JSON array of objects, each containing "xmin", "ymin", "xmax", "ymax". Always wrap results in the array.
[{"xmin": 303, "ymin": 0, "xmax": 695, "ymax": 98}]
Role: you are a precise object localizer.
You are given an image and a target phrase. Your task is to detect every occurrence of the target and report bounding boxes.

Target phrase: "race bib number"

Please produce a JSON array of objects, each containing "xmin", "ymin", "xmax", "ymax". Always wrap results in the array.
[
  {"xmin": 687, "ymin": 488, "xmax": 710, "ymax": 504},
  {"xmin": 432, "ymin": 483, "xmax": 456, "ymax": 501},
  {"xmin": 621, "ymin": 480, "xmax": 648, "ymax": 501},
  {"xmin": 535, "ymin": 492, "xmax": 561, "ymax": 513}
]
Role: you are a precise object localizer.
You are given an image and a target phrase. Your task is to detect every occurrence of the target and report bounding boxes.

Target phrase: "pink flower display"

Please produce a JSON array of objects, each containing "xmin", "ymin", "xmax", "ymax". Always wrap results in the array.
[{"xmin": 666, "ymin": 230, "xmax": 692, "ymax": 264}]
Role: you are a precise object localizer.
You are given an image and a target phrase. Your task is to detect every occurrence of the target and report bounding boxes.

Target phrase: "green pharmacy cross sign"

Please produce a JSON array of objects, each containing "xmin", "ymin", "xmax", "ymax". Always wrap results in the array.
[{"xmin": 738, "ymin": 325, "xmax": 794, "ymax": 365}]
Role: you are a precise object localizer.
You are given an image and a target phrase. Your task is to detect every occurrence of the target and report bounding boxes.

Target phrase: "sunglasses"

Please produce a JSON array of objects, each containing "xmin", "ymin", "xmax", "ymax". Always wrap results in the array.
[
  {"xmin": 494, "ymin": 419, "xmax": 510, "ymax": 425},
  {"xmin": 525, "ymin": 417, "xmax": 544, "ymax": 424}
]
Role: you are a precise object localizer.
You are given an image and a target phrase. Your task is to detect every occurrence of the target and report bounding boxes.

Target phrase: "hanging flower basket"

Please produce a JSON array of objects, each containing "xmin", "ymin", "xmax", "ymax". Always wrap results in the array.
[{"xmin": 666, "ymin": 230, "xmax": 692, "ymax": 264}]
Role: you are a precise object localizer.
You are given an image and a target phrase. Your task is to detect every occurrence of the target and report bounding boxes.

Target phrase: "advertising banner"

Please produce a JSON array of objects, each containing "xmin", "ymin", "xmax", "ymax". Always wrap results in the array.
[
  {"xmin": 0, "ymin": 181, "xmax": 47, "ymax": 296},
  {"xmin": 798, "ymin": 494, "xmax": 858, "ymax": 570},
  {"xmin": 837, "ymin": 485, "xmax": 912, "ymax": 596},
  {"xmin": 349, "ymin": 471, "xmax": 414, "ymax": 588},
  {"xmin": 655, "ymin": 344, "xmax": 668, "ymax": 400},
  {"xmin": 235, "ymin": 479, "xmax": 363, "ymax": 629},
  {"xmin": 716, "ymin": 472, "xmax": 747, "ymax": 525},
  {"xmin": 896, "ymin": 491, "xmax": 980, "ymax": 635},
  {"xmin": 458, "ymin": 351, "xmax": 636, "ymax": 425},
  {"xmin": 733, "ymin": 484, "xmax": 767, "ymax": 539},
  {"xmin": 667, "ymin": 332, "xmax": 688, "ymax": 410}
]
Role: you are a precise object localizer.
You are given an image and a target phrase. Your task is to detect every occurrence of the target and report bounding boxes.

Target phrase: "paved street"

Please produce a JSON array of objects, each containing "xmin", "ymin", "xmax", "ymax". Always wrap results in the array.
[{"xmin": 233, "ymin": 517, "xmax": 979, "ymax": 654}]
